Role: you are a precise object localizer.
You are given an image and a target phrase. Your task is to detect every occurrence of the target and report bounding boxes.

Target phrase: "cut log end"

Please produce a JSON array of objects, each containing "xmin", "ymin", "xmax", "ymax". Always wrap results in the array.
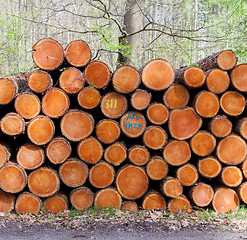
[
  {"xmin": 177, "ymin": 163, "xmax": 198, "ymax": 187},
  {"xmin": 231, "ymin": 64, "xmax": 247, "ymax": 92},
  {"xmin": 121, "ymin": 201, "xmax": 138, "ymax": 211},
  {"xmin": 168, "ymin": 195, "xmax": 192, "ymax": 213},
  {"xmin": 44, "ymin": 194, "xmax": 69, "ymax": 213},
  {"xmin": 0, "ymin": 144, "xmax": 10, "ymax": 168},
  {"xmin": 0, "ymin": 189, "xmax": 15, "ymax": 213},
  {"xmin": 146, "ymin": 103, "xmax": 169, "ymax": 125},
  {"xmin": 78, "ymin": 87, "xmax": 101, "ymax": 109},
  {"xmin": 198, "ymin": 157, "xmax": 222, "ymax": 178},
  {"xmin": 0, "ymin": 78, "xmax": 17, "ymax": 105},
  {"xmin": 238, "ymin": 182, "xmax": 247, "ymax": 204},
  {"xmin": 146, "ymin": 156, "xmax": 168, "ymax": 181},
  {"xmin": 142, "ymin": 192, "xmax": 166, "ymax": 210},
  {"xmin": 131, "ymin": 89, "xmax": 151, "ymax": 110},
  {"xmin": 183, "ymin": 67, "xmax": 206, "ymax": 88},
  {"xmin": 221, "ymin": 166, "xmax": 243, "ymax": 187},
  {"xmin": 217, "ymin": 50, "xmax": 237, "ymax": 70},
  {"xmin": 70, "ymin": 187, "xmax": 94, "ymax": 210},
  {"xmin": 161, "ymin": 177, "xmax": 183, "ymax": 198},
  {"xmin": 1, "ymin": 113, "xmax": 25, "ymax": 136},
  {"xmin": 209, "ymin": 115, "xmax": 232, "ymax": 138},
  {"xmin": 128, "ymin": 145, "xmax": 150, "ymax": 166},
  {"xmin": 104, "ymin": 142, "xmax": 127, "ymax": 166},
  {"xmin": 191, "ymin": 183, "xmax": 214, "ymax": 207}
]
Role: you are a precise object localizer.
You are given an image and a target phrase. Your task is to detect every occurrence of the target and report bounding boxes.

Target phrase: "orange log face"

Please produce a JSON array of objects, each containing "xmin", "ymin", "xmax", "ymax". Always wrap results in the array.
[
  {"xmin": 0, "ymin": 144, "xmax": 10, "ymax": 168},
  {"xmin": 17, "ymin": 144, "xmax": 45, "ymax": 170},
  {"xmin": 104, "ymin": 142, "xmax": 127, "ymax": 166},
  {"xmin": 238, "ymin": 119, "xmax": 247, "ymax": 139},
  {"xmin": 142, "ymin": 58, "xmax": 175, "ymax": 91},
  {"xmin": 61, "ymin": 110, "xmax": 94, "ymax": 142},
  {"xmin": 28, "ymin": 167, "xmax": 60, "ymax": 197},
  {"xmin": 85, "ymin": 61, "xmax": 111, "ymax": 89},
  {"xmin": 221, "ymin": 166, "xmax": 243, "ymax": 187},
  {"xmin": 77, "ymin": 137, "xmax": 103, "ymax": 164},
  {"xmin": 42, "ymin": 88, "xmax": 70, "ymax": 118},
  {"xmin": 242, "ymin": 160, "xmax": 247, "ymax": 179},
  {"xmin": 116, "ymin": 165, "xmax": 148, "ymax": 200},
  {"xmin": 168, "ymin": 196, "xmax": 192, "ymax": 213},
  {"xmin": 120, "ymin": 112, "xmax": 146, "ymax": 138},
  {"xmin": 44, "ymin": 194, "xmax": 68, "ymax": 213},
  {"xmin": 15, "ymin": 192, "xmax": 41, "ymax": 214},
  {"xmin": 122, "ymin": 201, "xmax": 138, "ymax": 211},
  {"xmin": 231, "ymin": 64, "xmax": 247, "ymax": 92},
  {"xmin": 96, "ymin": 119, "xmax": 120, "ymax": 144},
  {"xmin": 177, "ymin": 164, "xmax": 198, "ymax": 186},
  {"xmin": 213, "ymin": 188, "xmax": 239, "ymax": 213},
  {"xmin": 163, "ymin": 84, "xmax": 189, "ymax": 109},
  {"xmin": 112, "ymin": 65, "xmax": 141, "ymax": 94},
  {"xmin": 210, "ymin": 115, "xmax": 232, "ymax": 138},
  {"xmin": 32, "ymin": 38, "xmax": 64, "ymax": 71},
  {"xmin": 64, "ymin": 40, "xmax": 91, "ymax": 67},
  {"xmin": 162, "ymin": 178, "xmax": 183, "ymax": 198},
  {"xmin": 142, "ymin": 192, "xmax": 166, "ymax": 210},
  {"xmin": 78, "ymin": 87, "xmax": 101, "ymax": 109},
  {"xmin": 198, "ymin": 157, "xmax": 222, "ymax": 178},
  {"xmin": 27, "ymin": 70, "xmax": 53, "ymax": 93},
  {"xmin": 1, "ymin": 113, "xmax": 25, "ymax": 136},
  {"xmin": 59, "ymin": 67, "xmax": 84, "ymax": 94},
  {"xmin": 94, "ymin": 188, "xmax": 122, "ymax": 209},
  {"xmin": 206, "ymin": 69, "xmax": 230, "ymax": 94},
  {"xmin": 163, "ymin": 140, "xmax": 191, "ymax": 166},
  {"xmin": 70, "ymin": 187, "xmax": 94, "ymax": 210},
  {"xmin": 0, "ymin": 189, "xmax": 15, "ymax": 213},
  {"xmin": 217, "ymin": 50, "xmax": 237, "ymax": 70},
  {"xmin": 238, "ymin": 182, "xmax": 247, "ymax": 204},
  {"xmin": 220, "ymin": 91, "xmax": 245, "ymax": 116},
  {"xmin": 0, "ymin": 78, "xmax": 17, "ymax": 105},
  {"xmin": 146, "ymin": 103, "xmax": 169, "ymax": 125},
  {"xmin": 146, "ymin": 157, "xmax": 168, "ymax": 180},
  {"xmin": 128, "ymin": 145, "xmax": 150, "ymax": 166},
  {"xmin": 191, "ymin": 183, "xmax": 214, "ymax": 207},
  {"xmin": 217, "ymin": 134, "xmax": 247, "ymax": 165},
  {"xmin": 131, "ymin": 89, "xmax": 151, "ymax": 110},
  {"xmin": 169, "ymin": 108, "xmax": 202, "ymax": 140},
  {"xmin": 183, "ymin": 67, "xmax": 206, "ymax": 88}
]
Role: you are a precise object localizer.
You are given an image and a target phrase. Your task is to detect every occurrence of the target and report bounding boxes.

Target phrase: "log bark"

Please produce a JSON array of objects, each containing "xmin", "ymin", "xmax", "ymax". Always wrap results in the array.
[
  {"xmin": 221, "ymin": 166, "xmax": 243, "ymax": 187},
  {"xmin": 32, "ymin": 38, "xmax": 64, "ymax": 71},
  {"xmin": 142, "ymin": 191, "xmax": 166, "ymax": 210},
  {"xmin": 163, "ymin": 140, "xmax": 191, "ymax": 166},
  {"xmin": 116, "ymin": 165, "xmax": 148, "ymax": 200},
  {"xmin": 104, "ymin": 142, "xmax": 127, "ymax": 166},
  {"xmin": 177, "ymin": 163, "xmax": 198, "ymax": 187},
  {"xmin": 112, "ymin": 65, "xmax": 141, "ymax": 94},
  {"xmin": 121, "ymin": 201, "xmax": 138, "ymax": 211},
  {"xmin": 28, "ymin": 167, "xmax": 60, "ymax": 197},
  {"xmin": 146, "ymin": 156, "xmax": 168, "ymax": 181},
  {"xmin": 77, "ymin": 87, "xmax": 101, "ymax": 110},
  {"xmin": 60, "ymin": 110, "xmax": 94, "ymax": 142},
  {"xmin": 77, "ymin": 137, "xmax": 103, "ymax": 164},
  {"xmin": 59, "ymin": 158, "xmax": 89, "ymax": 188},
  {"xmin": 70, "ymin": 187, "xmax": 94, "ymax": 210},
  {"xmin": 64, "ymin": 39, "xmax": 91, "ymax": 67},
  {"xmin": 89, "ymin": 161, "xmax": 115, "ymax": 188},
  {"xmin": 0, "ymin": 189, "xmax": 15, "ymax": 213},
  {"xmin": 161, "ymin": 177, "xmax": 183, "ymax": 198},
  {"xmin": 128, "ymin": 145, "xmax": 150, "ymax": 166},
  {"xmin": 146, "ymin": 103, "xmax": 169, "ymax": 125},
  {"xmin": 16, "ymin": 143, "xmax": 45, "ymax": 170},
  {"xmin": 130, "ymin": 89, "xmax": 151, "ymax": 110},
  {"xmin": 209, "ymin": 115, "xmax": 232, "ymax": 138},
  {"xmin": 238, "ymin": 182, "xmax": 247, "ymax": 204},
  {"xmin": 0, "ymin": 144, "xmax": 10, "ymax": 168},
  {"xmin": 44, "ymin": 193, "xmax": 69, "ymax": 213},
  {"xmin": 141, "ymin": 58, "xmax": 175, "ymax": 91},
  {"xmin": 15, "ymin": 192, "xmax": 42, "ymax": 214},
  {"xmin": 230, "ymin": 64, "xmax": 247, "ymax": 92},
  {"xmin": 168, "ymin": 195, "xmax": 192, "ymax": 213},
  {"xmin": 198, "ymin": 156, "xmax": 222, "ymax": 178},
  {"xmin": 163, "ymin": 84, "xmax": 189, "ymax": 109},
  {"xmin": 168, "ymin": 107, "xmax": 202, "ymax": 140}
]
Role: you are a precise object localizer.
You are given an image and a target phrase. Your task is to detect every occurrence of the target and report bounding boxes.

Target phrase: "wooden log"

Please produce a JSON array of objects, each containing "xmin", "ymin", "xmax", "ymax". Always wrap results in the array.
[
  {"xmin": 15, "ymin": 192, "xmax": 42, "ymax": 214},
  {"xmin": 130, "ymin": 89, "xmax": 151, "ymax": 110},
  {"xmin": 198, "ymin": 156, "xmax": 222, "ymax": 178},
  {"xmin": 59, "ymin": 158, "xmax": 88, "ymax": 188},
  {"xmin": 216, "ymin": 134, "xmax": 247, "ymax": 165},
  {"xmin": 242, "ymin": 159, "xmax": 247, "ymax": 179},
  {"xmin": 94, "ymin": 188, "xmax": 122, "ymax": 209},
  {"xmin": 42, "ymin": 88, "xmax": 70, "ymax": 119},
  {"xmin": 77, "ymin": 137, "xmax": 103, "ymax": 164},
  {"xmin": 236, "ymin": 117, "xmax": 247, "ymax": 140},
  {"xmin": 96, "ymin": 119, "xmax": 120, "ymax": 144},
  {"xmin": 142, "ymin": 191, "xmax": 166, "ymax": 210},
  {"xmin": 0, "ymin": 113, "xmax": 25, "ymax": 136},
  {"xmin": 0, "ymin": 144, "xmax": 10, "ymax": 168},
  {"xmin": 143, "ymin": 126, "xmax": 167, "ymax": 150},
  {"xmin": 177, "ymin": 163, "xmax": 198, "ymax": 187},
  {"xmin": 163, "ymin": 84, "xmax": 189, "ymax": 109},
  {"xmin": 27, "ymin": 115, "xmax": 55, "ymax": 145},
  {"xmin": 70, "ymin": 187, "xmax": 94, "ymax": 210},
  {"xmin": 161, "ymin": 177, "xmax": 183, "ymax": 198},
  {"xmin": 121, "ymin": 201, "xmax": 138, "ymax": 211},
  {"xmin": 169, "ymin": 107, "xmax": 202, "ymax": 140},
  {"xmin": 28, "ymin": 167, "xmax": 60, "ymax": 197},
  {"xmin": 0, "ymin": 163, "xmax": 27, "ymax": 193},
  {"xmin": 32, "ymin": 38, "xmax": 64, "ymax": 71},
  {"xmin": 0, "ymin": 189, "xmax": 15, "ymax": 213},
  {"xmin": 60, "ymin": 110, "xmax": 94, "ymax": 142},
  {"xmin": 17, "ymin": 144, "xmax": 45, "ymax": 170},
  {"xmin": 89, "ymin": 161, "xmax": 115, "ymax": 188},
  {"xmin": 146, "ymin": 156, "xmax": 168, "ymax": 181},
  {"xmin": 77, "ymin": 87, "xmax": 101, "ymax": 110},
  {"xmin": 59, "ymin": 67, "xmax": 84, "ymax": 95},
  {"xmin": 27, "ymin": 70, "xmax": 53, "ymax": 94},
  {"xmin": 44, "ymin": 193, "xmax": 69, "ymax": 213},
  {"xmin": 197, "ymin": 50, "xmax": 237, "ymax": 71},
  {"xmin": 190, "ymin": 131, "xmax": 216, "ymax": 157},
  {"xmin": 46, "ymin": 137, "xmax": 71, "ymax": 165},
  {"xmin": 112, "ymin": 65, "xmax": 141, "ymax": 94},
  {"xmin": 128, "ymin": 145, "xmax": 150, "ymax": 166},
  {"xmin": 220, "ymin": 91, "xmax": 245, "ymax": 116},
  {"xmin": 191, "ymin": 183, "xmax": 214, "ymax": 207},
  {"xmin": 221, "ymin": 166, "xmax": 243, "ymax": 187},
  {"xmin": 194, "ymin": 91, "xmax": 219, "ymax": 118},
  {"xmin": 206, "ymin": 69, "xmax": 230, "ymax": 94},
  {"xmin": 175, "ymin": 66, "xmax": 206, "ymax": 88},
  {"xmin": 212, "ymin": 188, "xmax": 239, "ymax": 213},
  {"xmin": 230, "ymin": 64, "xmax": 247, "ymax": 92},
  {"xmin": 163, "ymin": 140, "xmax": 191, "ymax": 166},
  {"xmin": 141, "ymin": 58, "xmax": 175, "ymax": 91},
  {"xmin": 209, "ymin": 115, "xmax": 232, "ymax": 138},
  {"xmin": 101, "ymin": 92, "xmax": 127, "ymax": 119},
  {"xmin": 84, "ymin": 60, "xmax": 112, "ymax": 89},
  {"xmin": 238, "ymin": 182, "xmax": 247, "ymax": 204},
  {"xmin": 104, "ymin": 142, "xmax": 127, "ymax": 166},
  {"xmin": 116, "ymin": 165, "xmax": 148, "ymax": 200},
  {"xmin": 168, "ymin": 195, "xmax": 192, "ymax": 213},
  {"xmin": 64, "ymin": 39, "xmax": 91, "ymax": 67},
  {"xmin": 146, "ymin": 103, "xmax": 169, "ymax": 125}
]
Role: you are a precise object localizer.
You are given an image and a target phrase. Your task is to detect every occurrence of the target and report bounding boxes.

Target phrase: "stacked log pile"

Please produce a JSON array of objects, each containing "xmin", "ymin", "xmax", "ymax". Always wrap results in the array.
[{"xmin": 0, "ymin": 39, "xmax": 246, "ymax": 214}]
